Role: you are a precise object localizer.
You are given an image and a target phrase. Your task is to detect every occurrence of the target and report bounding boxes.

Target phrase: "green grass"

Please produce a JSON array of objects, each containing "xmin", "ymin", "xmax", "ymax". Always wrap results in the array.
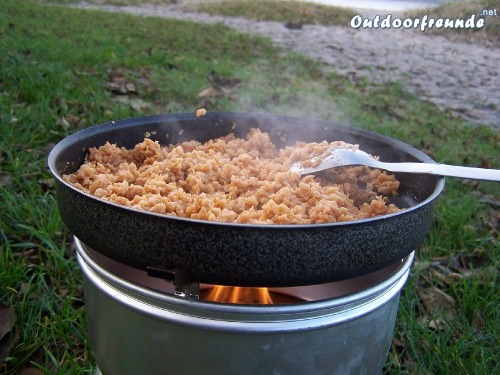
[
  {"xmin": 1, "ymin": 0, "xmax": 498, "ymax": 374},
  {"xmin": 50, "ymin": 0, "xmax": 358, "ymax": 27},
  {"xmin": 180, "ymin": 0, "xmax": 357, "ymax": 27}
]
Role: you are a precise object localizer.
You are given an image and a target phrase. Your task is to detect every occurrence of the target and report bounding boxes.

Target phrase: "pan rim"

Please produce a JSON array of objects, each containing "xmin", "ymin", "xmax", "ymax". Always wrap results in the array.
[{"xmin": 48, "ymin": 112, "xmax": 445, "ymax": 230}]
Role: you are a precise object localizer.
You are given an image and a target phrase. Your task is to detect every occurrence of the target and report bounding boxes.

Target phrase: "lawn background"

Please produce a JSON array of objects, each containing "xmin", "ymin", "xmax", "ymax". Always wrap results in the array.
[{"xmin": 0, "ymin": 1, "xmax": 498, "ymax": 374}]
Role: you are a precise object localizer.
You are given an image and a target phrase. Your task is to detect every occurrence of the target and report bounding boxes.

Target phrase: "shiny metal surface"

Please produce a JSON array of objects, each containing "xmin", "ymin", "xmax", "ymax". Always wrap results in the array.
[
  {"xmin": 292, "ymin": 148, "xmax": 500, "ymax": 181},
  {"xmin": 76, "ymin": 237, "xmax": 414, "ymax": 375}
]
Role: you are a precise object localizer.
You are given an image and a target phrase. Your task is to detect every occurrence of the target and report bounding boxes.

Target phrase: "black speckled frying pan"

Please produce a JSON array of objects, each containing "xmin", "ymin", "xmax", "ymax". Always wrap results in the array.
[{"xmin": 48, "ymin": 112, "xmax": 444, "ymax": 287}]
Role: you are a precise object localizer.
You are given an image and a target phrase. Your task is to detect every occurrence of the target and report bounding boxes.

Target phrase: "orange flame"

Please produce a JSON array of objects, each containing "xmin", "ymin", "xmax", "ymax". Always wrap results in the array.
[{"xmin": 204, "ymin": 286, "xmax": 274, "ymax": 304}]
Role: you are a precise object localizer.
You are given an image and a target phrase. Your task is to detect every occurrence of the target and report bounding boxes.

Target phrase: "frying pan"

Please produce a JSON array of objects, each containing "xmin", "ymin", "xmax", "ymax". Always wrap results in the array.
[{"xmin": 48, "ymin": 112, "xmax": 444, "ymax": 287}]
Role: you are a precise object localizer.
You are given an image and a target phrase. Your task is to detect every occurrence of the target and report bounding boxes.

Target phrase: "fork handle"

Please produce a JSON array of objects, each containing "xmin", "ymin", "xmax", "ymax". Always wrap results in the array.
[{"xmin": 381, "ymin": 162, "xmax": 500, "ymax": 182}]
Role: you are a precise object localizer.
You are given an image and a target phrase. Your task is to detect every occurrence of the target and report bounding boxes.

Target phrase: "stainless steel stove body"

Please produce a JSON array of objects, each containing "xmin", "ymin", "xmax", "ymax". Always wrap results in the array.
[{"xmin": 75, "ymin": 237, "xmax": 414, "ymax": 375}]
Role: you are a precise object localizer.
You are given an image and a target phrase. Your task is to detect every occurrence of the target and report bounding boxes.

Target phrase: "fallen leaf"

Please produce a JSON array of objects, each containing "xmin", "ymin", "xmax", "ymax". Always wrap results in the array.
[
  {"xmin": 125, "ymin": 83, "xmax": 137, "ymax": 94},
  {"xmin": 43, "ymin": 143, "xmax": 56, "ymax": 154},
  {"xmin": 428, "ymin": 259, "xmax": 465, "ymax": 286},
  {"xmin": 478, "ymin": 195, "xmax": 500, "ymax": 208},
  {"xmin": 112, "ymin": 96, "xmax": 152, "ymax": 112},
  {"xmin": 0, "ymin": 305, "xmax": 18, "ymax": 363},
  {"xmin": 197, "ymin": 86, "xmax": 217, "ymax": 98},
  {"xmin": 428, "ymin": 316, "xmax": 448, "ymax": 331},
  {"xmin": 199, "ymin": 97, "xmax": 219, "ymax": 111},
  {"xmin": 18, "ymin": 368, "xmax": 44, "ymax": 375},
  {"xmin": 58, "ymin": 116, "xmax": 71, "ymax": 130},
  {"xmin": 104, "ymin": 67, "xmax": 154, "ymax": 98},
  {"xmin": 38, "ymin": 178, "xmax": 54, "ymax": 192},
  {"xmin": 103, "ymin": 81, "xmax": 128, "ymax": 95},
  {"xmin": 473, "ymin": 311, "xmax": 485, "ymax": 331},
  {"xmin": 480, "ymin": 158, "xmax": 492, "ymax": 169},
  {"xmin": 404, "ymin": 358, "xmax": 422, "ymax": 375},
  {"xmin": 0, "ymin": 306, "xmax": 16, "ymax": 341},
  {"xmin": 129, "ymin": 98, "xmax": 150, "ymax": 112},
  {"xmin": 457, "ymin": 250, "xmax": 490, "ymax": 271},
  {"xmin": 0, "ymin": 173, "xmax": 13, "ymax": 187},
  {"xmin": 392, "ymin": 337, "xmax": 405, "ymax": 353},
  {"xmin": 64, "ymin": 114, "xmax": 81, "ymax": 127},
  {"xmin": 417, "ymin": 286, "xmax": 456, "ymax": 321}
]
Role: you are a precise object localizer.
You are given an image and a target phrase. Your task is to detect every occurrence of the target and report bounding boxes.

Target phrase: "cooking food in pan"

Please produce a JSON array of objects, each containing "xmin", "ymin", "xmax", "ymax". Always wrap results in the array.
[
  {"xmin": 63, "ymin": 128, "xmax": 401, "ymax": 224},
  {"xmin": 48, "ymin": 113, "xmax": 444, "ymax": 286}
]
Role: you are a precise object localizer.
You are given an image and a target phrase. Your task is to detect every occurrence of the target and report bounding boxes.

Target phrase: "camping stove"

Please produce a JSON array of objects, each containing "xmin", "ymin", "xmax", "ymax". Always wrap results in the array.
[{"xmin": 75, "ymin": 237, "xmax": 414, "ymax": 375}]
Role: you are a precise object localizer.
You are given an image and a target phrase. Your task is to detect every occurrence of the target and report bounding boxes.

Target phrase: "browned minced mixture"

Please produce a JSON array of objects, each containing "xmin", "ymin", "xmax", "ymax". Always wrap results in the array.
[{"xmin": 63, "ymin": 128, "xmax": 401, "ymax": 224}]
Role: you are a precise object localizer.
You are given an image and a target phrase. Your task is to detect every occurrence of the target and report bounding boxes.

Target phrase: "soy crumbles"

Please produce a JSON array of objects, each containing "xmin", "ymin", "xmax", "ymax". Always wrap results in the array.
[{"xmin": 63, "ymin": 128, "xmax": 401, "ymax": 224}]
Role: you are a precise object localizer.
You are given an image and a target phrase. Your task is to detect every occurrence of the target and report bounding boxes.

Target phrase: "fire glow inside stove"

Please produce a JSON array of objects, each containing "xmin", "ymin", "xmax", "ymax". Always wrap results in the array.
[{"xmin": 74, "ymin": 237, "xmax": 414, "ymax": 375}]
